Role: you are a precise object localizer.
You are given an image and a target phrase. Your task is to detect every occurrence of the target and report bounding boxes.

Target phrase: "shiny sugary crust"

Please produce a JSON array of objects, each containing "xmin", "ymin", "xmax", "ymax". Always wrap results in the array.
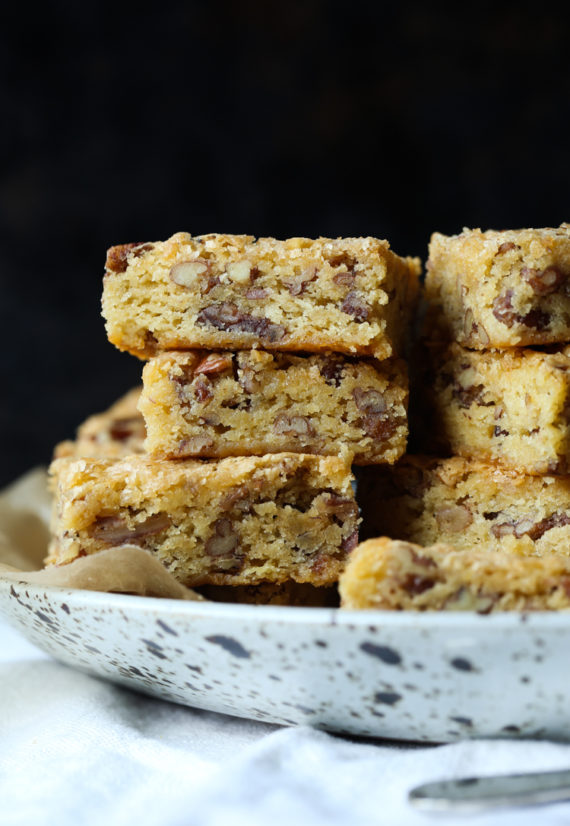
[
  {"xmin": 358, "ymin": 455, "xmax": 570, "ymax": 557},
  {"xmin": 140, "ymin": 350, "xmax": 408, "ymax": 464},
  {"xmin": 429, "ymin": 343, "xmax": 570, "ymax": 475},
  {"xmin": 425, "ymin": 225, "xmax": 570, "ymax": 348},
  {"xmin": 339, "ymin": 537, "xmax": 570, "ymax": 611},
  {"xmin": 47, "ymin": 453, "xmax": 359, "ymax": 587},
  {"xmin": 54, "ymin": 388, "xmax": 145, "ymax": 460},
  {"xmin": 102, "ymin": 233, "xmax": 421, "ymax": 360}
]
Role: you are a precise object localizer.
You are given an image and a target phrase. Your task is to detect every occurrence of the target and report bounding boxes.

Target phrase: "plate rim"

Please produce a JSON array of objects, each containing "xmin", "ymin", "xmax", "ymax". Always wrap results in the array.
[{"xmin": 2, "ymin": 576, "xmax": 570, "ymax": 631}]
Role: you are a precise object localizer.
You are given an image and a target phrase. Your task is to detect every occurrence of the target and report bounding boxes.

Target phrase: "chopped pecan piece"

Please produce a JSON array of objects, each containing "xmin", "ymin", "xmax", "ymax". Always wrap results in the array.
[
  {"xmin": 511, "ymin": 517, "xmax": 538, "ymax": 537},
  {"xmin": 169, "ymin": 258, "xmax": 211, "ymax": 289},
  {"xmin": 202, "ymin": 274, "xmax": 221, "ymax": 294},
  {"xmin": 527, "ymin": 512, "xmax": 570, "ymax": 541},
  {"xmin": 89, "ymin": 515, "xmax": 128, "ymax": 542},
  {"xmin": 194, "ymin": 353, "xmax": 233, "ymax": 375},
  {"xmin": 491, "ymin": 521, "xmax": 517, "ymax": 538},
  {"xmin": 493, "ymin": 290, "xmax": 551, "ymax": 330},
  {"xmin": 522, "ymin": 266, "xmax": 566, "ymax": 296},
  {"xmin": 340, "ymin": 291, "xmax": 370, "ymax": 322},
  {"xmin": 205, "ymin": 519, "xmax": 239, "ymax": 557},
  {"xmin": 491, "ymin": 512, "xmax": 570, "ymax": 541},
  {"xmin": 194, "ymin": 375, "xmax": 214, "ymax": 403},
  {"xmin": 219, "ymin": 485, "xmax": 252, "ymax": 513},
  {"xmin": 245, "ymin": 288, "xmax": 269, "ymax": 300},
  {"xmin": 435, "ymin": 504, "xmax": 473, "ymax": 532},
  {"xmin": 478, "ymin": 324, "xmax": 490, "ymax": 345},
  {"xmin": 175, "ymin": 435, "xmax": 215, "ymax": 455},
  {"xmin": 492, "ymin": 290, "xmax": 517, "ymax": 327},
  {"xmin": 90, "ymin": 512, "xmax": 170, "ymax": 545},
  {"xmin": 341, "ymin": 530, "xmax": 359, "ymax": 553},
  {"xmin": 402, "ymin": 573, "xmax": 436, "ymax": 595},
  {"xmin": 497, "ymin": 242, "xmax": 517, "ymax": 254},
  {"xmin": 105, "ymin": 243, "xmax": 144, "ymax": 274},
  {"xmin": 273, "ymin": 413, "xmax": 315, "ymax": 438},
  {"xmin": 464, "ymin": 308, "xmax": 476, "ymax": 337},
  {"xmin": 198, "ymin": 302, "xmax": 241, "ymax": 326},
  {"xmin": 197, "ymin": 304, "xmax": 286, "ymax": 341},
  {"xmin": 333, "ymin": 272, "xmax": 356, "ymax": 288},
  {"xmin": 352, "ymin": 388, "xmax": 386, "ymax": 414},
  {"xmin": 352, "ymin": 387, "xmax": 399, "ymax": 440},
  {"xmin": 319, "ymin": 493, "xmax": 359, "ymax": 521},
  {"xmin": 284, "ymin": 265, "xmax": 318, "ymax": 295},
  {"xmin": 235, "ymin": 315, "xmax": 286, "ymax": 341},
  {"xmin": 319, "ymin": 357, "xmax": 344, "ymax": 387},
  {"xmin": 452, "ymin": 382, "xmax": 487, "ymax": 409},
  {"xmin": 362, "ymin": 414, "xmax": 399, "ymax": 441}
]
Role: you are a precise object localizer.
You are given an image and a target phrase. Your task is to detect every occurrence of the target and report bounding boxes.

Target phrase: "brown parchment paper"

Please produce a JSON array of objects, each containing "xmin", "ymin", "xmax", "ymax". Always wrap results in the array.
[{"xmin": 0, "ymin": 468, "xmax": 202, "ymax": 600}]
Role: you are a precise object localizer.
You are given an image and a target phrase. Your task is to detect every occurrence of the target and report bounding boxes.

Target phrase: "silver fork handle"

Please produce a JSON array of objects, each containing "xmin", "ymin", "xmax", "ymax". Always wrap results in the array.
[{"xmin": 409, "ymin": 768, "xmax": 570, "ymax": 812}]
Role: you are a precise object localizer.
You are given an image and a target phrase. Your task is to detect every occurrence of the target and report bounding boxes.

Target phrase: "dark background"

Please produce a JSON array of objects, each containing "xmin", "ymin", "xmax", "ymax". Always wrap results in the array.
[{"xmin": 1, "ymin": 1, "xmax": 569, "ymax": 486}]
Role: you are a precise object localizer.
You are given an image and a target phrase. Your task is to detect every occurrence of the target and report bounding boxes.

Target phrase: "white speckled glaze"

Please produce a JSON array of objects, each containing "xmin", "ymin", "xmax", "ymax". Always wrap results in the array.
[{"xmin": 1, "ymin": 577, "xmax": 569, "ymax": 743}]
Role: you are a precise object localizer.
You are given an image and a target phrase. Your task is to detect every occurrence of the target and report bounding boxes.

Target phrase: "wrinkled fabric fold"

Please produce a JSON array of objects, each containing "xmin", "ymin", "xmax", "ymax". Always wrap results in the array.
[{"xmin": 3, "ymin": 618, "xmax": 570, "ymax": 826}]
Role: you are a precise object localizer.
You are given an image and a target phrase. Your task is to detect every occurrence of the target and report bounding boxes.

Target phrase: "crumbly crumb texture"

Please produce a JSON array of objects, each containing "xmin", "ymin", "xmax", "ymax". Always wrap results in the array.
[
  {"xmin": 47, "ymin": 453, "xmax": 359, "ymax": 587},
  {"xmin": 358, "ymin": 455, "xmax": 570, "ymax": 557},
  {"xmin": 102, "ymin": 233, "xmax": 420, "ymax": 360},
  {"xmin": 427, "ymin": 343, "xmax": 570, "ymax": 475},
  {"xmin": 54, "ymin": 388, "xmax": 145, "ymax": 460},
  {"xmin": 339, "ymin": 537, "xmax": 570, "ymax": 611},
  {"xmin": 425, "ymin": 224, "xmax": 570, "ymax": 348},
  {"xmin": 140, "ymin": 350, "xmax": 408, "ymax": 464}
]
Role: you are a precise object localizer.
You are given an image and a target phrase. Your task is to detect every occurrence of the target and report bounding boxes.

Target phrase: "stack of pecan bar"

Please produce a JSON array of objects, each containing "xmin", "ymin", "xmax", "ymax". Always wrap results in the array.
[
  {"xmin": 342, "ymin": 225, "xmax": 570, "ymax": 611},
  {"xmin": 47, "ymin": 232, "xmax": 420, "ymax": 602}
]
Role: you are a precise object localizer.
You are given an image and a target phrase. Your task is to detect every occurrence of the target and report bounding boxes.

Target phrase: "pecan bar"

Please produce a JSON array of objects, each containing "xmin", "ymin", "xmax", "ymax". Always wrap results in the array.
[
  {"xmin": 140, "ymin": 350, "xmax": 408, "ymax": 464},
  {"xmin": 54, "ymin": 388, "xmax": 145, "ymax": 460},
  {"xmin": 358, "ymin": 456, "xmax": 570, "ymax": 557},
  {"xmin": 102, "ymin": 233, "xmax": 420, "ymax": 360},
  {"xmin": 425, "ymin": 225, "xmax": 570, "ymax": 348},
  {"xmin": 339, "ymin": 537, "xmax": 570, "ymax": 611},
  {"xmin": 47, "ymin": 453, "xmax": 359, "ymax": 587},
  {"xmin": 427, "ymin": 343, "xmax": 570, "ymax": 475}
]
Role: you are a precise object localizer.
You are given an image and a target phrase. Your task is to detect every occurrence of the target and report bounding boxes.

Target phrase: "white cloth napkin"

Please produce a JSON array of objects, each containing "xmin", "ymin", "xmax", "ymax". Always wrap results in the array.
[{"xmin": 3, "ymin": 619, "xmax": 570, "ymax": 826}]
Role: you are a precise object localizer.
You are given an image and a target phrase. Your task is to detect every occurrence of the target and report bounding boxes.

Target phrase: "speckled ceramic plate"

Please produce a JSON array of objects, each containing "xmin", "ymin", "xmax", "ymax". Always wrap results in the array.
[{"xmin": 2, "ymin": 577, "xmax": 570, "ymax": 743}]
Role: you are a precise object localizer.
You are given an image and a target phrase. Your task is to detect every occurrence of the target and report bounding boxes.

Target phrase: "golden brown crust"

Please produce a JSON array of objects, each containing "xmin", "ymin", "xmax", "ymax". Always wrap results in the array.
[
  {"xmin": 358, "ymin": 455, "xmax": 570, "ymax": 557},
  {"xmin": 47, "ymin": 453, "xmax": 359, "ymax": 587},
  {"xmin": 102, "ymin": 232, "xmax": 421, "ymax": 360},
  {"xmin": 425, "ymin": 342, "xmax": 570, "ymax": 475},
  {"xmin": 139, "ymin": 350, "xmax": 408, "ymax": 464},
  {"xmin": 426, "ymin": 224, "xmax": 570, "ymax": 348},
  {"xmin": 339, "ymin": 537, "xmax": 570, "ymax": 611}
]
